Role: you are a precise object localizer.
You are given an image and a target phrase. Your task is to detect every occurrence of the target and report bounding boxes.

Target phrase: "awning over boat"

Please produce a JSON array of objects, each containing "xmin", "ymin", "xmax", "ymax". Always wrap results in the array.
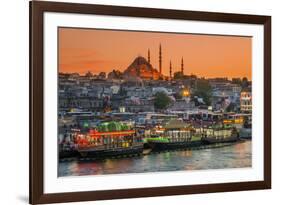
[
  {"xmin": 163, "ymin": 119, "xmax": 192, "ymax": 130},
  {"xmin": 89, "ymin": 130, "xmax": 135, "ymax": 137}
]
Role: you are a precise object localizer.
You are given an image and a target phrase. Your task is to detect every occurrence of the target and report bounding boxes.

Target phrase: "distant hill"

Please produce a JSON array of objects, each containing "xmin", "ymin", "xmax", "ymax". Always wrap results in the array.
[{"xmin": 123, "ymin": 56, "xmax": 162, "ymax": 80}]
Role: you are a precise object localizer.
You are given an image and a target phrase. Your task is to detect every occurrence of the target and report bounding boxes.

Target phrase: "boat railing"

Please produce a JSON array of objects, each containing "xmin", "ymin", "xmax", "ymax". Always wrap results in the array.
[
  {"xmin": 78, "ymin": 144, "xmax": 106, "ymax": 151},
  {"xmin": 78, "ymin": 141, "xmax": 144, "ymax": 151}
]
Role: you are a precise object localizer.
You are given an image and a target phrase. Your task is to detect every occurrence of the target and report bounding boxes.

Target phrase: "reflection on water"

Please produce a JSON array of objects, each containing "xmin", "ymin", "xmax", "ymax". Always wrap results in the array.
[{"xmin": 59, "ymin": 140, "xmax": 252, "ymax": 177}]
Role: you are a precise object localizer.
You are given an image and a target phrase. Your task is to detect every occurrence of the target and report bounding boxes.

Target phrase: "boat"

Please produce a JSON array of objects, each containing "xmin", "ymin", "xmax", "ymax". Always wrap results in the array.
[
  {"xmin": 201, "ymin": 123, "xmax": 240, "ymax": 144},
  {"xmin": 223, "ymin": 113, "xmax": 252, "ymax": 140},
  {"xmin": 58, "ymin": 136, "xmax": 80, "ymax": 159},
  {"xmin": 59, "ymin": 145, "xmax": 79, "ymax": 159},
  {"xmin": 238, "ymin": 115, "xmax": 252, "ymax": 139},
  {"xmin": 146, "ymin": 119, "xmax": 203, "ymax": 152},
  {"xmin": 239, "ymin": 127, "xmax": 251, "ymax": 139},
  {"xmin": 75, "ymin": 121, "xmax": 143, "ymax": 159}
]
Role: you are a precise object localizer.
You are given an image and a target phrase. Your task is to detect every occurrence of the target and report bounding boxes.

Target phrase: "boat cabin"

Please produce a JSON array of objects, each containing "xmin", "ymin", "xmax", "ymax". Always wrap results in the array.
[
  {"xmin": 75, "ymin": 121, "xmax": 142, "ymax": 150},
  {"xmin": 152, "ymin": 119, "xmax": 195, "ymax": 142}
]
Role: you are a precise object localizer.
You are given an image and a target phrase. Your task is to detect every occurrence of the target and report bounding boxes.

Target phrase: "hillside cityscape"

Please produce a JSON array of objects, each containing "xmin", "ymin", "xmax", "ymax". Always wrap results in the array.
[{"xmin": 58, "ymin": 44, "xmax": 252, "ymax": 176}]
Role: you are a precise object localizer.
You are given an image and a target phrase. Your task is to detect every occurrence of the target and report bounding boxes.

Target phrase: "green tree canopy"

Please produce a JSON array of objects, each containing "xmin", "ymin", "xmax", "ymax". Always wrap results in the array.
[
  {"xmin": 226, "ymin": 102, "xmax": 236, "ymax": 112},
  {"xmin": 193, "ymin": 79, "xmax": 212, "ymax": 106},
  {"xmin": 154, "ymin": 92, "xmax": 172, "ymax": 110}
]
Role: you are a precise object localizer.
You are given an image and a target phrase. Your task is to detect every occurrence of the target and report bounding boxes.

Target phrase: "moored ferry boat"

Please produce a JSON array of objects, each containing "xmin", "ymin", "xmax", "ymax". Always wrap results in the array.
[
  {"xmin": 223, "ymin": 113, "xmax": 252, "ymax": 139},
  {"xmin": 75, "ymin": 121, "xmax": 143, "ymax": 158},
  {"xmin": 201, "ymin": 123, "xmax": 240, "ymax": 144},
  {"xmin": 239, "ymin": 115, "xmax": 252, "ymax": 139},
  {"xmin": 146, "ymin": 119, "xmax": 202, "ymax": 152}
]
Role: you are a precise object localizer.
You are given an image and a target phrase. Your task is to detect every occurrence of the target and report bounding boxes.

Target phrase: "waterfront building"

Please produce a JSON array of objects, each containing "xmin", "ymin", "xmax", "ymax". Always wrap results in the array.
[
  {"xmin": 119, "ymin": 106, "xmax": 126, "ymax": 113},
  {"xmin": 135, "ymin": 112, "xmax": 178, "ymax": 125},
  {"xmin": 211, "ymin": 83, "xmax": 242, "ymax": 111},
  {"xmin": 240, "ymin": 87, "xmax": 252, "ymax": 112},
  {"xmin": 110, "ymin": 94, "xmax": 127, "ymax": 111},
  {"xmin": 126, "ymin": 86, "xmax": 153, "ymax": 98},
  {"xmin": 67, "ymin": 72, "xmax": 80, "ymax": 81},
  {"xmin": 110, "ymin": 85, "xmax": 120, "ymax": 94},
  {"xmin": 168, "ymin": 98, "xmax": 195, "ymax": 112},
  {"xmin": 87, "ymin": 86, "xmax": 104, "ymax": 98},
  {"xmin": 211, "ymin": 83, "xmax": 241, "ymax": 99},
  {"xmin": 208, "ymin": 77, "xmax": 229, "ymax": 86},
  {"xmin": 59, "ymin": 96, "xmax": 103, "ymax": 111},
  {"xmin": 122, "ymin": 97, "xmax": 155, "ymax": 113},
  {"xmin": 152, "ymin": 87, "xmax": 173, "ymax": 96}
]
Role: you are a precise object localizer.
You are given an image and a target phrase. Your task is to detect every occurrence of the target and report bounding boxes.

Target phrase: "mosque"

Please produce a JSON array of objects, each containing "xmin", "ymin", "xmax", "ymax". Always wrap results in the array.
[{"xmin": 123, "ymin": 44, "xmax": 185, "ymax": 80}]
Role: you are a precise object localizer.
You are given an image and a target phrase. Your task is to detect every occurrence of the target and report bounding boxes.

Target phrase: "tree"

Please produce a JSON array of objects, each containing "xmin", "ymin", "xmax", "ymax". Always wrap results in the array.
[
  {"xmin": 85, "ymin": 71, "xmax": 93, "ymax": 78},
  {"xmin": 226, "ymin": 102, "xmax": 236, "ymax": 112},
  {"xmin": 108, "ymin": 69, "xmax": 123, "ymax": 79},
  {"xmin": 193, "ymin": 79, "xmax": 212, "ymax": 106},
  {"xmin": 154, "ymin": 92, "xmax": 172, "ymax": 110},
  {"xmin": 174, "ymin": 92, "xmax": 182, "ymax": 100},
  {"xmin": 98, "ymin": 72, "xmax": 106, "ymax": 79}
]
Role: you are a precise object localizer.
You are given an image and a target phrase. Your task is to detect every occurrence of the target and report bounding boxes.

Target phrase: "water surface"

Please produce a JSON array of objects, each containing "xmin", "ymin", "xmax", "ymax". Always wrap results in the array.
[{"xmin": 59, "ymin": 140, "xmax": 251, "ymax": 177}]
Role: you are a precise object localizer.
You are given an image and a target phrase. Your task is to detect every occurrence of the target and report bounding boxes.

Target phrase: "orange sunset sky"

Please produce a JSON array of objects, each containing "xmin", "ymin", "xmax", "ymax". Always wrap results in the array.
[{"xmin": 59, "ymin": 28, "xmax": 252, "ymax": 80}]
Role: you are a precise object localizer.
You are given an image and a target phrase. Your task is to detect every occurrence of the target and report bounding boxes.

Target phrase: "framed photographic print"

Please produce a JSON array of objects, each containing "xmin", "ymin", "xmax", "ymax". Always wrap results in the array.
[{"xmin": 30, "ymin": 1, "xmax": 271, "ymax": 204}]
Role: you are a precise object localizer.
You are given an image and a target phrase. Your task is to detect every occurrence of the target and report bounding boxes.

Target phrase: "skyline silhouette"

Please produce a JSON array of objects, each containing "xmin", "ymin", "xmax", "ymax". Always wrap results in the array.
[{"xmin": 59, "ymin": 28, "xmax": 252, "ymax": 80}]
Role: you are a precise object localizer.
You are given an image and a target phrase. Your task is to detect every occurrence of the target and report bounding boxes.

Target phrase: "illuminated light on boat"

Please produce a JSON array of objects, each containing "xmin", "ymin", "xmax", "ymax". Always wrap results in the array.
[
  {"xmin": 223, "ymin": 118, "xmax": 244, "ymax": 124},
  {"xmin": 234, "ymin": 118, "xmax": 244, "ymax": 123},
  {"xmin": 88, "ymin": 129, "xmax": 136, "ymax": 137}
]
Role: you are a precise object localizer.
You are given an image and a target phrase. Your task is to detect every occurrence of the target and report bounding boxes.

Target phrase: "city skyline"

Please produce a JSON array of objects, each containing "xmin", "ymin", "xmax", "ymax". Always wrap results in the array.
[{"xmin": 59, "ymin": 28, "xmax": 252, "ymax": 80}]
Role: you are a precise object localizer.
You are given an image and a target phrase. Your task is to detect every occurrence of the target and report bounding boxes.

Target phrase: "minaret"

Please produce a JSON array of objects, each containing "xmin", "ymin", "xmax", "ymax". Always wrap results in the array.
[
  {"xmin": 170, "ymin": 60, "xmax": 172, "ymax": 79},
  {"xmin": 159, "ymin": 44, "xmax": 162, "ymax": 74},
  {"xmin": 148, "ymin": 49, "xmax": 151, "ymax": 64},
  {"xmin": 181, "ymin": 57, "xmax": 184, "ymax": 75}
]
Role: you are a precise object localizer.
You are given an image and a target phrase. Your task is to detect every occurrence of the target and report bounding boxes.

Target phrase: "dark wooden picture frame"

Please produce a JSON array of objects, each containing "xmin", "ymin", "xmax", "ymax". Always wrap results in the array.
[{"xmin": 30, "ymin": 1, "xmax": 271, "ymax": 204}]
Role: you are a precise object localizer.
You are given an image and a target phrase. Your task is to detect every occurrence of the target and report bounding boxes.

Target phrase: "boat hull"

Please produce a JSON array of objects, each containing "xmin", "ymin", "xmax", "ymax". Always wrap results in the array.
[
  {"xmin": 239, "ymin": 128, "xmax": 252, "ymax": 139},
  {"xmin": 147, "ymin": 141, "xmax": 202, "ymax": 152},
  {"xmin": 78, "ymin": 145, "xmax": 143, "ymax": 159},
  {"xmin": 59, "ymin": 150, "xmax": 79, "ymax": 159},
  {"xmin": 201, "ymin": 135, "xmax": 239, "ymax": 144}
]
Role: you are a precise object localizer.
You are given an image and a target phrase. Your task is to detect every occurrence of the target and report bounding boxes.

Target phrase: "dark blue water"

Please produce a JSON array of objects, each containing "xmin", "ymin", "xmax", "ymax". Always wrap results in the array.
[{"xmin": 58, "ymin": 140, "xmax": 251, "ymax": 177}]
